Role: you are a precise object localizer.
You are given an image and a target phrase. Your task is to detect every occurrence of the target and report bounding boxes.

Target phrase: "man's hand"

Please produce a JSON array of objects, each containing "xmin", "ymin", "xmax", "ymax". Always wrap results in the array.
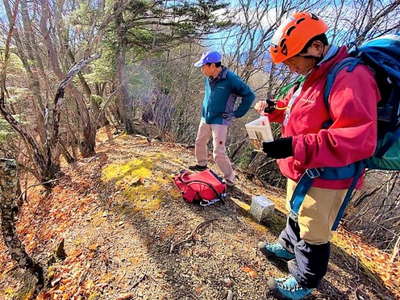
[
  {"xmin": 263, "ymin": 137, "xmax": 293, "ymax": 159},
  {"xmin": 221, "ymin": 112, "xmax": 234, "ymax": 120},
  {"xmin": 254, "ymin": 99, "xmax": 276, "ymax": 114}
]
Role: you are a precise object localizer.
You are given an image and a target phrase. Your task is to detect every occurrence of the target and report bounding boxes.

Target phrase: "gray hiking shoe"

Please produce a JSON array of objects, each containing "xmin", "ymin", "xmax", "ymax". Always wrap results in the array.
[{"xmin": 188, "ymin": 164, "xmax": 207, "ymax": 171}]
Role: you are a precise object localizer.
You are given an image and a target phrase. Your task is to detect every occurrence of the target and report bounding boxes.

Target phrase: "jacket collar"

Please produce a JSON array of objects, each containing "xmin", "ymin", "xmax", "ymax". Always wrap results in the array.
[
  {"xmin": 209, "ymin": 66, "xmax": 228, "ymax": 83},
  {"xmin": 304, "ymin": 46, "xmax": 349, "ymax": 88},
  {"xmin": 317, "ymin": 45, "xmax": 340, "ymax": 66}
]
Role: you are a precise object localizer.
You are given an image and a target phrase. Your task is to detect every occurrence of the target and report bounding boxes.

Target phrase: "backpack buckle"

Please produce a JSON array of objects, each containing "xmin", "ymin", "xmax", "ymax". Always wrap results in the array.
[
  {"xmin": 289, "ymin": 210, "xmax": 298, "ymax": 222},
  {"xmin": 305, "ymin": 168, "xmax": 321, "ymax": 179},
  {"xmin": 200, "ymin": 198, "xmax": 221, "ymax": 207}
]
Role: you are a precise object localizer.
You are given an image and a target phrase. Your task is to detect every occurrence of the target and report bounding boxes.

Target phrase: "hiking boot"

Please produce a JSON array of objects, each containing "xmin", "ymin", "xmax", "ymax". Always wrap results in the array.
[
  {"xmin": 287, "ymin": 258, "xmax": 299, "ymax": 275},
  {"xmin": 188, "ymin": 164, "xmax": 207, "ymax": 171},
  {"xmin": 225, "ymin": 179, "xmax": 235, "ymax": 188},
  {"xmin": 258, "ymin": 241, "xmax": 295, "ymax": 261},
  {"xmin": 267, "ymin": 276, "xmax": 313, "ymax": 300}
]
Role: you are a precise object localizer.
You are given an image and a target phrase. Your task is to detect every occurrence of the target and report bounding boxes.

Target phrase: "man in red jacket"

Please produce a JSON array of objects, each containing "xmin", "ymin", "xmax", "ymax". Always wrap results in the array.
[{"xmin": 254, "ymin": 12, "xmax": 380, "ymax": 299}]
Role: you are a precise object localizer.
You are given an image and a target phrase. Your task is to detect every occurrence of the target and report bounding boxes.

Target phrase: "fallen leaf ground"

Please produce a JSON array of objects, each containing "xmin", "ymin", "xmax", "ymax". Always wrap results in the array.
[{"xmin": 0, "ymin": 131, "xmax": 398, "ymax": 299}]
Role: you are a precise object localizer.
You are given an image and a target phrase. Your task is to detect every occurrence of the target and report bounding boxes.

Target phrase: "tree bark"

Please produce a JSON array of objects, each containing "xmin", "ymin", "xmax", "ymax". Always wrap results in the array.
[
  {"xmin": 0, "ymin": 159, "xmax": 44, "ymax": 298},
  {"xmin": 115, "ymin": 0, "xmax": 135, "ymax": 134}
]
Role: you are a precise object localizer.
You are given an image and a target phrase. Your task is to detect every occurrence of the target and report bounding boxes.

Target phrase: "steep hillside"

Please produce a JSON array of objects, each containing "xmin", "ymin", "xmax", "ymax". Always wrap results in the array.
[{"xmin": 0, "ymin": 131, "xmax": 398, "ymax": 299}]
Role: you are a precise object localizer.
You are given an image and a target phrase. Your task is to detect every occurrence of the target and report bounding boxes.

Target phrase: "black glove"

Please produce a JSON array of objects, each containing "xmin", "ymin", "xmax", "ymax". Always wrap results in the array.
[
  {"xmin": 263, "ymin": 137, "xmax": 293, "ymax": 159},
  {"xmin": 264, "ymin": 99, "xmax": 276, "ymax": 113}
]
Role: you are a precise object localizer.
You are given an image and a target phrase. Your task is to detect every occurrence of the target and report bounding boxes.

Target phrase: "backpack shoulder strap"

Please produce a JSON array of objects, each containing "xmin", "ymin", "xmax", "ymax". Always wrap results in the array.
[
  {"xmin": 331, "ymin": 161, "xmax": 365, "ymax": 230},
  {"xmin": 323, "ymin": 57, "xmax": 362, "ymax": 114}
]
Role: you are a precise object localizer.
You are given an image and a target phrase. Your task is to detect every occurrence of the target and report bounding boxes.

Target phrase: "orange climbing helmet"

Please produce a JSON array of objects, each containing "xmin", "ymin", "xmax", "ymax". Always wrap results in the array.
[{"xmin": 269, "ymin": 12, "xmax": 328, "ymax": 64}]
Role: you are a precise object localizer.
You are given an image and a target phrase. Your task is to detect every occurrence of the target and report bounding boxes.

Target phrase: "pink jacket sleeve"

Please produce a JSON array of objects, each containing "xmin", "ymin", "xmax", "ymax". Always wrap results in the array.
[
  {"xmin": 293, "ymin": 65, "xmax": 381, "ymax": 168},
  {"xmin": 267, "ymin": 88, "xmax": 293, "ymax": 123}
]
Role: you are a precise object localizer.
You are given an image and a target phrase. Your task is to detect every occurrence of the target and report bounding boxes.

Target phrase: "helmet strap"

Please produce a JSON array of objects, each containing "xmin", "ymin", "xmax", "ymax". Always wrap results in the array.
[
  {"xmin": 297, "ymin": 43, "xmax": 326, "ymax": 65},
  {"xmin": 299, "ymin": 55, "xmax": 324, "ymax": 64}
]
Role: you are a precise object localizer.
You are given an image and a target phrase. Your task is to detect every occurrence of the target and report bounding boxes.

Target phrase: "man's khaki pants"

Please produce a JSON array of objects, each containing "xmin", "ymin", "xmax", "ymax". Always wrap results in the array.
[
  {"xmin": 286, "ymin": 178, "xmax": 348, "ymax": 244},
  {"xmin": 194, "ymin": 120, "xmax": 235, "ymax": 183}
]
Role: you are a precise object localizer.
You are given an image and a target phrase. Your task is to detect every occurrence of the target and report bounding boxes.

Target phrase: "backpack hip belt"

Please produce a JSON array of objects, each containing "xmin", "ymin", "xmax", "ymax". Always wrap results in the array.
[{"xmin": 289, "ymin": 162, "xmax": 364, "ymax": 230}]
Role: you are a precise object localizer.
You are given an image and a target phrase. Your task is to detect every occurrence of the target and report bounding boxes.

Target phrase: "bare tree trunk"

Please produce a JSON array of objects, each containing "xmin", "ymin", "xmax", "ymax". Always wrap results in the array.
[
  {"xmin": 0, "ymin": 99, "xmax": 60, "ymax": 185},
  {"xmin": 40, "ymin": 0, "xmax": 97, "ymax": 157},
  {"xmin": 1, "ymin": 0, "xmax": 57, "ymax": 185},
  {"xmin": 1, "ymin": 3, "xmax": 99, "ymax": 184},
  {"xmin": 59, "ymin": 140, "xmax": 75, "ymax": 164},
  {"xmin": 50, "ymin": 54, "xmax": 101, "ymax": 159},
  {"xmin": 115, "ymin": 0, "xmax": 135, "ymax": 134},
  {"xmin": 3, "ymin": 0, "xmax": 47, "ymax": 144},
  {"xmin": 0, "ymin": 159, "xmax": 44, "ymax": 298},
  {"xmin": 67, "ymin": 49, "xmax": 109, "ymax": 128}
]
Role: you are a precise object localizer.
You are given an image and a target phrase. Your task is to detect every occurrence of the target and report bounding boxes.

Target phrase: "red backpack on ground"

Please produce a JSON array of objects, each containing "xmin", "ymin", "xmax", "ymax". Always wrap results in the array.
[{"xmin": 173, "ymin": 169, "xmax": 227, "ymax": 206}]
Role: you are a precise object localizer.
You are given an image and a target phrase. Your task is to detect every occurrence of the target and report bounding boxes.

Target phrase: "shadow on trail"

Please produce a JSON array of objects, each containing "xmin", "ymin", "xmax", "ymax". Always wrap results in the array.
[{"xmin": 59, "ymin": 144, "xmax": 397, "ymax": 300}]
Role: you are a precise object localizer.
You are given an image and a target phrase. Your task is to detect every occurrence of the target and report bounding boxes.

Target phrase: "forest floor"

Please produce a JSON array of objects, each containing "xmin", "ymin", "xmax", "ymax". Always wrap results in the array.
[{"xmin": 0, "ymin": 129, "xmax": 399, "ymax": 299}]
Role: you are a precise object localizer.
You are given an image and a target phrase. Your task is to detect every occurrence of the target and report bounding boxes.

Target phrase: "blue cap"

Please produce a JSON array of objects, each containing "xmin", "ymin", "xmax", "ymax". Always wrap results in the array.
[{"xmin": 194, "ymin": 51, "xmax": 222, "ymax": 67}]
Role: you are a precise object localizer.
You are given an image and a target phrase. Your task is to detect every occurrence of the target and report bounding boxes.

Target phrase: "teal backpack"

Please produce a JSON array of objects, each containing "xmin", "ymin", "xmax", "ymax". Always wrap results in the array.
[{"xmin": 289, "ymin": 34, "xmax": 400, "ymax": 230}]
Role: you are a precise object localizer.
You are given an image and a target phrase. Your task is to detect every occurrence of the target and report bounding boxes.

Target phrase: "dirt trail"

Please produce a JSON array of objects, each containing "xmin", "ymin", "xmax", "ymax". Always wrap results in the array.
[{"xmin": 0, "ymin": 133, "xmax": 397, "ymax": 299}]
